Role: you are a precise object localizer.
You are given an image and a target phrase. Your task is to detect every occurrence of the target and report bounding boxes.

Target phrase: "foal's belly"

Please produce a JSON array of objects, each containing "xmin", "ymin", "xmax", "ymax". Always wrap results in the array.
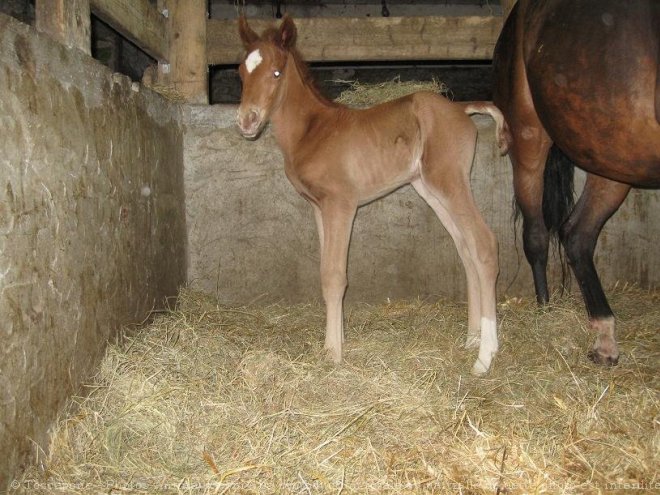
[
  {"xmin": 348, "ymin": 140, "xmax": 422, "ymax": 205},
  {"xmin": 290, "ymin": 125, "xmax": 424, "ymax": 205}
]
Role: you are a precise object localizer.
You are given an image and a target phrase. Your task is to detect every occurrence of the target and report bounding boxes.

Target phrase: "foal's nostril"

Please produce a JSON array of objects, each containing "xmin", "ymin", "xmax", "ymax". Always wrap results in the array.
[{"xmin": 238, "ymin": 108, "xmax": 261, "ymax": 135}]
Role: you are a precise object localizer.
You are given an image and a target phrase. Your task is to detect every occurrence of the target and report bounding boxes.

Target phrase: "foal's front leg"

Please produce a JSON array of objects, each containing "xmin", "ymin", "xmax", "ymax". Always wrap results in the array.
[
  {"xmin": 312, "ymin": 202, "xmax": 345, "ymax": 345},
  {"xmin": 318, "ymin": 201, "xmax": 356, "ymax": 363}
]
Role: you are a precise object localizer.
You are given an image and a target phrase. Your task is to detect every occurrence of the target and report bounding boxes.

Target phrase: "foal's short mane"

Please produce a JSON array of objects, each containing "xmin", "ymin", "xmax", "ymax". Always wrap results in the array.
[{"xmin": 259, "ymin": 27, "xmax": 342, "ymax": 109}]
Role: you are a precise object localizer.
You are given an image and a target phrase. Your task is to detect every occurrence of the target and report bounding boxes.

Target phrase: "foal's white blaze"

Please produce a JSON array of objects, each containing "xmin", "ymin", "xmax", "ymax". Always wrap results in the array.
[
  {"xmin": 245, "ymin": 49, "xmax": 263, "ymax": 74},
  {"xmin": 473, "ymin": 317, "xmax": 498, "ymax": 375}
]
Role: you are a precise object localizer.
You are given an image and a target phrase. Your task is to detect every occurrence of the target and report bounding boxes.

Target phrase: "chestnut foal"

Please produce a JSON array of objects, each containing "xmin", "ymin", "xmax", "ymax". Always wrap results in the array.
[{"xmin": 236, "ymin": 15, "xmax": 508, "ymax": 374}]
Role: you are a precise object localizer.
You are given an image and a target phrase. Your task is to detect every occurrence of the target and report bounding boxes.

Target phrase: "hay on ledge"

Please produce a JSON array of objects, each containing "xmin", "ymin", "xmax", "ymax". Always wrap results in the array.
[
  {"xmin": 335, "ymin": 77, "xmax": 450, "ymax": 108},
  {"xmin": 14, "ymin": 284, "xmax": 659, "ymax": 494}
]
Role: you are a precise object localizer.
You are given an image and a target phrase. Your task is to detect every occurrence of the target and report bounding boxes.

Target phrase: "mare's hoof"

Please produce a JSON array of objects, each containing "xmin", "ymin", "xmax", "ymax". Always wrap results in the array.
[{"xmin": 587, "ymin": 349, "xmax": 619, "ymax": 366}]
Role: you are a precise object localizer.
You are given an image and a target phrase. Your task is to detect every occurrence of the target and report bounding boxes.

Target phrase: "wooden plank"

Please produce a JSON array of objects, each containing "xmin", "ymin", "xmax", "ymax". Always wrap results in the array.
[
  {"xmin": 90, "ymin": 0, "xmax": 167, "ymax": 61},
  {"xmin": 207, "ymin": 16, "xmax": 503, "ymax": 65},
  {"xmin": 35, "ymin": 0, "xmax": 91, "ymax": 55}
]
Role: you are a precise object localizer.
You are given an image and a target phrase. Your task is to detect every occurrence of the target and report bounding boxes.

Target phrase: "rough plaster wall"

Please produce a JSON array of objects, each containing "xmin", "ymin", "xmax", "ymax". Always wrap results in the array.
[
  {"xmin": 0, "ymin": 14, "xmax": 186, "ymax": 488},
  {"xmin": 185, "ymin": 104, "xmax": 660, "ymax": 305}
]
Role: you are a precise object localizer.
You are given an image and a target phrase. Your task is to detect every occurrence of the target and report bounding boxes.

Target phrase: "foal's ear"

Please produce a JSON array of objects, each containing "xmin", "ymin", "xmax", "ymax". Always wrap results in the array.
[
  {"xmin": 277, "ymin": 14, "xmax": 297, "ymax": 49},
  {"xmin": 238, "ymin": 15, "xmax": 260, "ymax": 48}
]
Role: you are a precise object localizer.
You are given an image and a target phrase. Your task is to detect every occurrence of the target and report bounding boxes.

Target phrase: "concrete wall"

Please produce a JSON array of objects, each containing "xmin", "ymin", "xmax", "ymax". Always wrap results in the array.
[
  {"xmin": 0, "ymin": 14, "xmax": 186, "ymax": 488},
  {"xmin": 185, "ymin": 104, "xmax": 660, "ymax": 304}
]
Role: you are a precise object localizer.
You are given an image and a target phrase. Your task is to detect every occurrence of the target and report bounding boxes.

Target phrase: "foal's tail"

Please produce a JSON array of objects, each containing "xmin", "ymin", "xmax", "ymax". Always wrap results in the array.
[{"xmin": 462, "ymin": 102, "xmax": 511, "ymax": 155}]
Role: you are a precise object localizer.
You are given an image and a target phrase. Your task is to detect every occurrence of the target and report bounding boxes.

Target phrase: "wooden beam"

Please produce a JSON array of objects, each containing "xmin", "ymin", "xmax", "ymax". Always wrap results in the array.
[
  {"xmin": 90, "ymin": 0, "xmax": 167, "ymax": 61},
  {"xmin": 36, "ymin": 0, "xmax": 91, "ymax": 55},
  {"xmin": 154, "ymin": 0, "xmax": 208, "ymax": 103},
  {"xmin": 207, "ymin": 16, "xmax": 503, "ymax": 65}
]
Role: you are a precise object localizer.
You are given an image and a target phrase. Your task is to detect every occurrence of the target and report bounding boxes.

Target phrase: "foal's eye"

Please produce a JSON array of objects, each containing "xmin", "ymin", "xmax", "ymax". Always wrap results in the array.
[{"xmin": 273, "ymin": 70, "xmax": 281, "ymax": 79}]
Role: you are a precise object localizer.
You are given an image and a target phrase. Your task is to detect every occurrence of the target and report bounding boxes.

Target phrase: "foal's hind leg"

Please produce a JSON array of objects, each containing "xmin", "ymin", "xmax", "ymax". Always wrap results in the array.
[
  {"xmin": 559, "ymin": 174, "xmax": 630, "ymax": 365},
  {"xmin": 412, "ymin": 180, "xmax": 482, "ymax": 347},
  {"xmin": 412, "ymin": 178, "xmax": 499, "ymax": 375},
  {"xmin": 318, "ymin": 200, "xmax": 356, "ymax": 363},
  {"xmin": 312, "ymin": 202, "xmax": 325, "ymax": 261}
]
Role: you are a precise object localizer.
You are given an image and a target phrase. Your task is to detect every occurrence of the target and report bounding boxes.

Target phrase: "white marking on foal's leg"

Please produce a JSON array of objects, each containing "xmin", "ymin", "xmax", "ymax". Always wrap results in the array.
[
  {"xmin": 464, "ymin": 286, "xmax": 482, "ymax": 349},
  {"xmin": 472, "ymin": 317, "xmax": 498, "ymax": 375},
  {"xmin": 245, "ymin": 49, "xmax": 263, "ymax": 73}
]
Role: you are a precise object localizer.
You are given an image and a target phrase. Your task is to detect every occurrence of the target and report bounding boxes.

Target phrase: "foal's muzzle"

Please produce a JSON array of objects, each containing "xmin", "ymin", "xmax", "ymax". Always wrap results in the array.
[{"xmin": 237, "ymin": 107, "xmax": 265, "ymax": 139}]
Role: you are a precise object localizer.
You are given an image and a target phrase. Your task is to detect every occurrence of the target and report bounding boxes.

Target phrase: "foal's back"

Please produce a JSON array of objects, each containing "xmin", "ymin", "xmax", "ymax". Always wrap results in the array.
[{"xmin": 289, "ymin": 91, "xmax": 478, "ymax": 206}]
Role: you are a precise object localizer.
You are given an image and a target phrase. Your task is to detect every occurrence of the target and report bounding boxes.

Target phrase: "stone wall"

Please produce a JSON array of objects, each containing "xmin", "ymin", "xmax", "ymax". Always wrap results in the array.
[{"xmin": 0, "ymin": 14, "xmax": 186, "ymax": 488}]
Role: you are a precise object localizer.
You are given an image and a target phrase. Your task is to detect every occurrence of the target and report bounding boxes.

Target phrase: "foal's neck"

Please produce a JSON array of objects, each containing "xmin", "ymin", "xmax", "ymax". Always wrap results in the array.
[{"xmin": 270, "ymin": 53, "xmax": 339, "ymax": 159}]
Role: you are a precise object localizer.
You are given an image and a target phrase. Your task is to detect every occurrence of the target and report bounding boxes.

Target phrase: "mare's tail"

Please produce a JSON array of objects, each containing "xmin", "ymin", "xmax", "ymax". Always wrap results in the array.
[
  {"xmin": 542, "ymin": 144, "xmax": 575, "ymax": 236},
  {"xmin": 462, "ymin": 101, "xmax": 511, "ymax": 155},
  {"xmin": 507, "ymin": 144, "xmax": 575, "ymax": 296},
  {"xmin": 542, "ymin": 144, "xmax": 576, "ymax": 291}
]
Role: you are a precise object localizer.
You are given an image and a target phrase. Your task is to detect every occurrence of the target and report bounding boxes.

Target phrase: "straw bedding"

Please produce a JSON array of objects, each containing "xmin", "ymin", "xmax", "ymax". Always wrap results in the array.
[{"xmin": 15, "ymin": 284, "xmax": 658, "ymax": 494}]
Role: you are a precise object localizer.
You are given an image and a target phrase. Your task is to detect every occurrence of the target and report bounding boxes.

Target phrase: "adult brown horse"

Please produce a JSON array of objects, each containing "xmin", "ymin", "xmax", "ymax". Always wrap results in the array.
[
  {"xmin": 236, "ymin": 15, "xmax": 509, "ymax": 374},
  {"xmin": 493, "ymin": 0, "xmax": 660, "ymax": 365}
]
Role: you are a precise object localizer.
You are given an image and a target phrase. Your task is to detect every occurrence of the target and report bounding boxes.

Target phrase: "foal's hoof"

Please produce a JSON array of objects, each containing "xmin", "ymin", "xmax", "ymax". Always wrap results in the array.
[
  {"xmin": 587, "ymin": 349, "xmax": 619, "ymax": 366},
  {"xmin": 471, "ymin": 359, "xmax": 489, "ymax": 376},
  {"xmin": 325, "ymin": 347, "xmax": 342, "ymax": 364}
]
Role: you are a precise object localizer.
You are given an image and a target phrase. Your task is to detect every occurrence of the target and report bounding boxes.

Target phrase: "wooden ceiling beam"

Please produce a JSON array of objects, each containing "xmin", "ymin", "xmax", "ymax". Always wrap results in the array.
[
  {"xmin": 207, "ymin": 15, "xmax": 503, "ymax": 65},
  {"xmin": 90, "ymin": 0, "xmax": 168, "ymax": 61}
]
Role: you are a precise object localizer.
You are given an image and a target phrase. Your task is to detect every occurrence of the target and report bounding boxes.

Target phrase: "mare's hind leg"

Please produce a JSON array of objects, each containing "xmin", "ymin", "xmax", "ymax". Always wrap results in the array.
[
  {"xmin": 508, "ymin": 127, "xmax": 553, "ymax": 304},
  {"xmin": 559, "ymin": 174, "xmax": 630, "ymax": 365},
  {"xmin": 412, "ymin": 178, "xmax": 499, "ymax": 375},
  {"xmin": 318, "ymin": 200, "xmax": 356, "ymax": 363},
  {"xmin": 493, "ymin": 0, "xmax": 553, "ymax": 305}
]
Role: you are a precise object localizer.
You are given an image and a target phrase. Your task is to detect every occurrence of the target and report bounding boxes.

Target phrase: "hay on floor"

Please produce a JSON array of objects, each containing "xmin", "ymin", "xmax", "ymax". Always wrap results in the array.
[{"xmin": 14, "ymin": 285, "xmax": 659, "ymax": 494}]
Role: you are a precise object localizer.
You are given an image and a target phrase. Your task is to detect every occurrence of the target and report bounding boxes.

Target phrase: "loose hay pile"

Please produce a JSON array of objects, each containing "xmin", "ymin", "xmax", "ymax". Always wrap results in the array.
[
  {"xmin": 15, "ymin": 285, "xmax": 659, "ymax": 494},
  {"xmin": 335, "ymin": 77, "xmax": 449, "ymax": 108}
]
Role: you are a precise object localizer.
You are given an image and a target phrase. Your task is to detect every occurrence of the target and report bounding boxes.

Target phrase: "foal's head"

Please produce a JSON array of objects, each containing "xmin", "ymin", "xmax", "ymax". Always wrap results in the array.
[{"xmin": 237, "ymin": 15, "xmax": 297, "ymax": 139}]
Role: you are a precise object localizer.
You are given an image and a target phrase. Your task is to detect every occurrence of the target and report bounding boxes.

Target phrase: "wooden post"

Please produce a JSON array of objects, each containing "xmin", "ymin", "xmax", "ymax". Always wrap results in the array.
[
  {"xmin": 501, "ymin": 0, "xmax": 517, "ymax": 20},
  {"xmin": 155, "ymin": 0, "xmax": 209, "ymax": 104},
  {"xmin": 36, "ymin": 0, "xmax": 91, "ymax": 55}
]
